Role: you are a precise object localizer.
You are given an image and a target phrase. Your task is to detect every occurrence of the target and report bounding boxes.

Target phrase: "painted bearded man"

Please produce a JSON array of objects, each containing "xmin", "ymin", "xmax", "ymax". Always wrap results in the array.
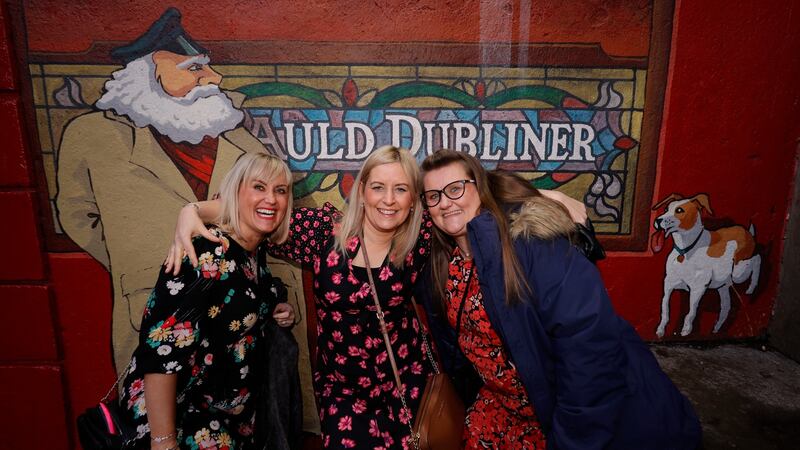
[{"xmin": 56, "ymin": 8, "xmax": 267, "ymax": 372}]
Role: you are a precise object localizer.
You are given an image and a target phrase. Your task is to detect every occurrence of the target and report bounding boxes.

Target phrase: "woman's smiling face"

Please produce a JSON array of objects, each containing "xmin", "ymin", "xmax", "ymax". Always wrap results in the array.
[
  {"xmin": 361, "ymin": 162, "xmax": 414, "ymax": 236},
  {"xmin": 422, "ymin": 162, "xmax": 481, "ymax": 242}
]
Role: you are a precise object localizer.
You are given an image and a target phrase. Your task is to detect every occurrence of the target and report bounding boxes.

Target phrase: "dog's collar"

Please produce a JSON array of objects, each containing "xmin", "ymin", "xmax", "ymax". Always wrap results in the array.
[{"xmin": 673, "ymin": 230, "xmax": 704, "ymax": 256}]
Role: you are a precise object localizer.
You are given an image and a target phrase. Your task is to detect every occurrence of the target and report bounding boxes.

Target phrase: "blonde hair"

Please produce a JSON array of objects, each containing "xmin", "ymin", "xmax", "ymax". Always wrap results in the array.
[
  {"xmin": 216, "ymin": 152, "xmax": 293, "ymax": 244},
  {"xmin": 335, "ymin": 145, "xmax": 423, "ymax": 268}
]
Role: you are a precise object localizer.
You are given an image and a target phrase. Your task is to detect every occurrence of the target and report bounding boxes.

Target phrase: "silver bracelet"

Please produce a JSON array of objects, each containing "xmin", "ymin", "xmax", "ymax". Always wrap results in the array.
[{"xmin": 151, "ymin": 432, "xmax": 176, "ymax": 443}]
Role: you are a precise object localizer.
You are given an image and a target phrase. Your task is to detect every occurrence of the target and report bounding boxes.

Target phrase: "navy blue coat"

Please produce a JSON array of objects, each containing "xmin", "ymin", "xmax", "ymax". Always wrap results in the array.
[{"xmin": 417, "ymin": 210, "xmax": 701, "ymax": 450}]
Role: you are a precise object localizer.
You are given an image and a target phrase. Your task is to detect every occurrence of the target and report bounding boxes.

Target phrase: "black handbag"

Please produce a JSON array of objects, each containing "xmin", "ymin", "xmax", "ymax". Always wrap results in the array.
[{"xmin": 76, "ymin": 364, "xmax": 137, "ymax": 449}]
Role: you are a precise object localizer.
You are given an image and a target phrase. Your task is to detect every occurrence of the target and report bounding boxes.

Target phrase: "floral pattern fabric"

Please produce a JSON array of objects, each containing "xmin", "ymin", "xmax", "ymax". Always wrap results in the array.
[
  {"xmin": 446, "ymin": 249, "xmax": 547, "ymax": 449},
  {"xmin": 267, "ymin": 203, "xmax": 433, "ymax": 450},
  {"xmin": 120, "ymin": 229, "xmax": 281, "ymax": 449}
]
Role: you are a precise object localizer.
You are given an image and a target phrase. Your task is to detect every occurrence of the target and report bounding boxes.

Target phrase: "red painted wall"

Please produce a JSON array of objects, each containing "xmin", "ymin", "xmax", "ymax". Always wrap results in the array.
[
  {"xmin": 0, "ymin": 1, "xmax": 71, "ymax": 448},
  {"xmin": 1, "ymin": 1, "xmax": 799, "ymax": 448}
]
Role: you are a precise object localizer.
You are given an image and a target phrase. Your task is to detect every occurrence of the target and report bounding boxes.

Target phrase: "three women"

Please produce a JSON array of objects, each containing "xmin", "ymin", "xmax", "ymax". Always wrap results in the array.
[{"xmin": 167, "ymin": 146, "xmax": 700, "ymax": 449}]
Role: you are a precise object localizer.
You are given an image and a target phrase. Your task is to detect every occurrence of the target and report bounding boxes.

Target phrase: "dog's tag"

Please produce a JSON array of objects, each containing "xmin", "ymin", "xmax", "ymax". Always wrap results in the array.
[{"xmin": 677, "ymin": 255, "xmax": 685, "ymax": 263}]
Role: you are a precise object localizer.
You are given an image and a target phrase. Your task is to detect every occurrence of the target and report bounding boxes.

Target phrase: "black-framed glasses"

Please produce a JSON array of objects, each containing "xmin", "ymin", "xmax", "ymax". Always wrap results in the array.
[{"xmin": 421, "ymin": 179, "xmax": 476, "ymax": 207}]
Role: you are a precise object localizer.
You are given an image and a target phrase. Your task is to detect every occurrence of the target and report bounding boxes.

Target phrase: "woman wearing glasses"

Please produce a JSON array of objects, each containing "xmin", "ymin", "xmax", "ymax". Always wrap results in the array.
[{"xmin": 418, "ymin": 149, "xmax": 701, "ymax": 449}]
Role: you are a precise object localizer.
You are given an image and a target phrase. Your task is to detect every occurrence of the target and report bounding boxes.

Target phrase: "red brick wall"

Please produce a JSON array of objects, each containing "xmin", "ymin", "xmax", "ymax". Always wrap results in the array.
[{"xmin": 0, "ymin": 2, "xmax": 70, "ymax": 448}]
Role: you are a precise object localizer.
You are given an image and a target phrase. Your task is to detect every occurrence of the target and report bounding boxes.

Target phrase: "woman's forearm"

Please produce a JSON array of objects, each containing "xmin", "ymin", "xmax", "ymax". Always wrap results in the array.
[
  {"xmin": 144, "ymin": 373, "xmax": 179, "ymax": 449},
  {"xmin": 189, "ymin": 199, "xmax": 221, "ymax": 223}
]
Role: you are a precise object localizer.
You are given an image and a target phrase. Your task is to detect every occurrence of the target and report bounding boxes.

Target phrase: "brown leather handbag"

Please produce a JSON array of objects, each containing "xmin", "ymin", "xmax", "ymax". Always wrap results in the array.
[
  {"xmin": 361, "ymin": 239, "xmax": 466, "ymax": 450},
  {"xmin": 412, "ymin": 370, "xmax": 465, "ymax": 450}
]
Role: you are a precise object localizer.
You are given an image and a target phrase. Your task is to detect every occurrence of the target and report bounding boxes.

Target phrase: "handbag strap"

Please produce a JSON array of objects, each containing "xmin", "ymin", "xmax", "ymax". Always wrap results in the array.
[
  {"xmin": 449, "ymin": 265, "xmax": 473, "ymax": 369},
  {"xmin": 360, "ymin": 235, "xmax": 420, "ymax": 450},
  {"xmin": 101, "ymin": 360, "xmax": 133, "ymax": 403}
]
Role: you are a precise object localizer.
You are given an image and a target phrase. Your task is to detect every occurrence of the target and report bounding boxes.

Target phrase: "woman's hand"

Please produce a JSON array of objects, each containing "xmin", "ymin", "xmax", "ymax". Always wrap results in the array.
[
  {"xmin": 164, "ymin": 203, "xmax": 219, "ymax": 275},
  {"xmin": 273, "ymin": 302, "xmax": 296, "ymax": 327},
  {"xmin": 539, "ymin": 189, "xmax": 589, "ymax": 224}
]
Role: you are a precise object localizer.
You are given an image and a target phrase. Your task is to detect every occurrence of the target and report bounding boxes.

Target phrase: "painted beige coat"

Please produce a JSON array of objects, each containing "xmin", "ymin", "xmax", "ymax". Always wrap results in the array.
[{"xmin": 56, "ymin": 93, "xmax": 266, "ymax": 372}]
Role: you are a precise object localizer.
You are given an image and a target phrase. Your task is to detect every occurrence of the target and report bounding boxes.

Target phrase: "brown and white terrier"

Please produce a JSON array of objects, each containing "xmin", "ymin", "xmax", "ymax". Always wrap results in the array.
[{"xmin": 651, "ymin": 193, "xmax": 760, "ymax": 337}]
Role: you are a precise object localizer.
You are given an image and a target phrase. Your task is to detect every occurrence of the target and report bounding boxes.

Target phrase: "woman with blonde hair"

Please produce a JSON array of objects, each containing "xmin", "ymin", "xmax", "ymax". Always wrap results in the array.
[{"xmin": 119, "ymin": 152, "xmax": 296, "ymax": 449}]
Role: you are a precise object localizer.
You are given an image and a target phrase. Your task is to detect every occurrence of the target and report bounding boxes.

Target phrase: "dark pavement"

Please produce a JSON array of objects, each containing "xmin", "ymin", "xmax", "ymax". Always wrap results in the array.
[{"xmin": 653, "ymin": 343, "xmax": 800, "ymax": 449}]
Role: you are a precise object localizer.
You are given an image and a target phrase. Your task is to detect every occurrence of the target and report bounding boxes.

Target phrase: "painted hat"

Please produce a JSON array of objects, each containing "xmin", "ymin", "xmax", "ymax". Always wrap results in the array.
[{"xmin": 110, "ymin": 8, "xmax": 208, "ymax": 63}]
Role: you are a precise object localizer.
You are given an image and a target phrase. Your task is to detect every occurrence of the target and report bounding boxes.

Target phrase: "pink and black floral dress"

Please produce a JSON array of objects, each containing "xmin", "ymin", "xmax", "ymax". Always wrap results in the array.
[
  {"xmin": 120, "ymin": 229, "xmax": 282, "ymax": 449},
  {"xmin": 267, "ymin": 203, "xmax": 433, "ymax": 450}
]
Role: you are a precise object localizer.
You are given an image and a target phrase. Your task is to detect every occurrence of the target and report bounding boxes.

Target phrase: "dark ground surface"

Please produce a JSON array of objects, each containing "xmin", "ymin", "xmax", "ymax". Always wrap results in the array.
[{"xmin": 654, "ymin": 343, "xmax": 800, "ymax": 450}]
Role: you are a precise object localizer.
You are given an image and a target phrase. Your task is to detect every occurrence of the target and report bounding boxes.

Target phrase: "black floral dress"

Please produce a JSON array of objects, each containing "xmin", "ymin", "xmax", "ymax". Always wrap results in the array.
[
  {"xmin": 120, "ymin": 229, "xmax": 282, "ymax": 449},
  {"xmin": 267, "ymin": 203, "xmax": 433, "ymax": 450}
]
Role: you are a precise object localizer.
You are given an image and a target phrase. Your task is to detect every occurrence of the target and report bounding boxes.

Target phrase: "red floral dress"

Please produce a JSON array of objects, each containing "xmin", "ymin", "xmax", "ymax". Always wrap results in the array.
[
  {"xmin": 267, "ymin": 203, "xmax": 433, "ymax": 450},
  {"xmin": 446, "ymin": 249, "xmax": 547, "ymax": 449}
]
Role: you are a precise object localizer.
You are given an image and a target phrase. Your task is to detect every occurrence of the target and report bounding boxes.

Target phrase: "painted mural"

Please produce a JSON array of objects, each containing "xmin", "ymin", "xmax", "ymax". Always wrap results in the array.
[
  {"xmin": 15, "ymin": 0, "xmax": 685, "ymax": 440},
  {"xmin": 651, "ymin": 193, "xmax": 761, "ymax": 337}
]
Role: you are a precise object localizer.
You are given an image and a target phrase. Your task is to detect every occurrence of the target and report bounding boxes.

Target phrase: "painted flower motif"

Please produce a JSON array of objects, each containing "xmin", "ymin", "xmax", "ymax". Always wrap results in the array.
[
  {"xmin": 229, "ymin": 320, "xmax": 241, "ymax": 332},
  {"xmin": 399, "ymin": 406, "xmax": 411, "ymax": 424},
  {"xmin": 208, "ymin": 305, "xmax": 221, "ymax": 318},
  {"xmin": 242, "ymin": 313, "xmax": 257, "ymax": 330},
  {"xmin": 173, "ymin": 322, "xmax": 195, "ymax": 348},
  {"xmin": 164, "ymin": 361, "xmax": 182, "ymax": 373},
  {"xmin": 338, "ymin": 415, "xmax": 353, "ymax": 431},
  {"xmin": 204, "ymin": 353, "xmax": 214, "ymax": 365},
  {"xmin": 218, "ymin": 432, "xmax": 232, "ymax": 446},
  {"xmin": 166, "ymin": 279, "xmax": 184, "ymax": 295},
  {"xmin": 157, "ymin": 345, "xmax": 172, "ymax": 356},
  {"xmin": 331, "ymin": 272, "xmax": 343, "ymax": 285},
  {"xmin": 346, "ymin": 237, "xmax": 359, "ymax": 252},
  {"xmin": 379, "ymin": 266, "xmax": 392, "ymax": 281},
  {"xmin": 325, "ymin": 291, "xmax": 341, "ymax": 304},
  {"xmin": 240, "ymin": 365, "xmax": 249, "ymax": 379},
  {"xmin": 201, "ymin": 260, "xmax": 221, "ymax": 280},
  {"xmin": 129, "ymin": 378, "xmax": 144, "ymax": 395},
  {"xmin": 369, "ymin": 419, "xmax": 381, "ymax": 437},
  {"xmin": 326, "ymin": 250, "xmax": 340, "ymax": 267}
]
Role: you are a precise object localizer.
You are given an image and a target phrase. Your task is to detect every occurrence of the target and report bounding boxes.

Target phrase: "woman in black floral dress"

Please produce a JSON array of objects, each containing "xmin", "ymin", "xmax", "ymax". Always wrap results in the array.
[{"xmin": 119, "ymin": 153, "xmax": 296, "ymax": 450}]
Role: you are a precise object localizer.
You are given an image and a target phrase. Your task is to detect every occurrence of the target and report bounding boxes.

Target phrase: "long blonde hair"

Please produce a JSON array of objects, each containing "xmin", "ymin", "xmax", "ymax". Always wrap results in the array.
[
  {"xmin": 335, "ymin": 145, "xmax": 423, "ymax": 268},
  {"xmin": 216, "ymin": 152, "xmax": 293, "ymax": 244}
]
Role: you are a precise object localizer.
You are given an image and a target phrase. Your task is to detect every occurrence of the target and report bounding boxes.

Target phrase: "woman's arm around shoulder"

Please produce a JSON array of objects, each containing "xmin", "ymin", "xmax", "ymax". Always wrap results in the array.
[{"xmin": 265, "ymin": 202, "xmax": 340, "ymax": 265}]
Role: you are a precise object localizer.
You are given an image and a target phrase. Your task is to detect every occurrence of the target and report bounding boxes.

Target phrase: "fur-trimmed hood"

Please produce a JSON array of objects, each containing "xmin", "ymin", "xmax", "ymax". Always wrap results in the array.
[{"xmin": 508, "ymin": 196, "xmax": 576, "ymax": 241}]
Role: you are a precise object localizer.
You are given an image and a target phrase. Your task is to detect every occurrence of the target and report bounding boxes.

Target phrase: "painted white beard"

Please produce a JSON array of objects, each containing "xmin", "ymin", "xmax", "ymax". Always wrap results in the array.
[{"xmin": 95, "ymin": 56, "xmax": 244, "ymax": 144}]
